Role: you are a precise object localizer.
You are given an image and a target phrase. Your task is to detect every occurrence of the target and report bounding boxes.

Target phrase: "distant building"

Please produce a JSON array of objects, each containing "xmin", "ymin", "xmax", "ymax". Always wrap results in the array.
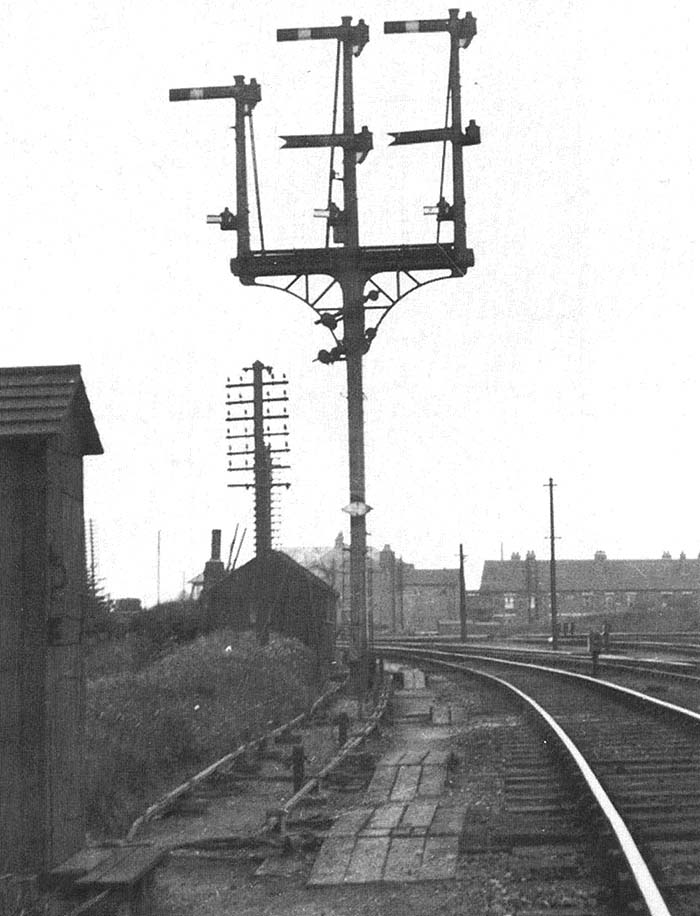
[
  {"xmin": 475, "ymin": 550, "xmax": 700, "ymax": 620},
  {"xmin": 286, "ymin": 534, "xmax": 460, "ymax": 633},
  {"xmin": 112, "ymin": 597, "xmax": 142, "ymax": 615}
]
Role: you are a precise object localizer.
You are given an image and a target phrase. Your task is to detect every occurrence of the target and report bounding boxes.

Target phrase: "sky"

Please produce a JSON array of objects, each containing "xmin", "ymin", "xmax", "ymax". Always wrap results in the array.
[{"xmin": 1, "ymin": 1, "xmax": 698, "ymax": 604}]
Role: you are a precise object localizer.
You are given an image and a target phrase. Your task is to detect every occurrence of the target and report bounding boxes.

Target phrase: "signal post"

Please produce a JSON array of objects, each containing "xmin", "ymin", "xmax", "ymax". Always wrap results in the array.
[{"xmin": 170, "ymin": 10, "xmax": 481, "ymax": 694}]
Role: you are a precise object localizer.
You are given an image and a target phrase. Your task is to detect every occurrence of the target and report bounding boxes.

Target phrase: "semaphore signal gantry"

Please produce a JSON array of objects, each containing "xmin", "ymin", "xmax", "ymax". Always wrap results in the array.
[{"xmin": 170, "ymin": 9, "xmax": 481, "ymax": 694}]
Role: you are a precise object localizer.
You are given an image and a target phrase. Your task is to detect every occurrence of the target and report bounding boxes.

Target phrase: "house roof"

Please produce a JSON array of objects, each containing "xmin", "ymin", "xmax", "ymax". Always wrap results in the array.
[
  {"xmin": 403, "ymin": 568, "xmax": 459, "ymax": 587},
  {"xmin": 480, "ymin": 557, "xmax": 700, "ymax": 593},
  {"xmin": 0, "ymin": 364, "xmax": 102, "ymax": 454}
]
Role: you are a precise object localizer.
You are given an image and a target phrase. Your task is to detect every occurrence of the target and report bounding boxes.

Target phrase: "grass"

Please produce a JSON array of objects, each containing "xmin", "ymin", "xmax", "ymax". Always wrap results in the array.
[
  {"xmin": 84, "ymin": 629, "xmax": 320, "ymax": 838},
  {"xmin": 0, "ymin": 876, "xmax": 51, "ymax": 916}
]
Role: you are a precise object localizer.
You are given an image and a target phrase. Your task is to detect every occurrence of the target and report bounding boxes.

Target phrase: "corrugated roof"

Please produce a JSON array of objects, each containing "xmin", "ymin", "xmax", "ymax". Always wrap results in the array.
[
  {"xmin": 480, "ymin": 557, "xmax": 700, "ymax": 592},
  {"xmin": 0, "ymin": 364, "xmax": 102, "ymax": 454}
]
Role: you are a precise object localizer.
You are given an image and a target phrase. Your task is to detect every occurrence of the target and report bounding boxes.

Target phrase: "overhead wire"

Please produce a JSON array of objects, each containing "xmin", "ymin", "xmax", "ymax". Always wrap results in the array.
[
  {"xmin": 248, "ymin": 110, "xmax": 265, "ymax": 250},
  {"xmin": 437, "ymin": 66, "xmax": 452, "ymax": 244}
]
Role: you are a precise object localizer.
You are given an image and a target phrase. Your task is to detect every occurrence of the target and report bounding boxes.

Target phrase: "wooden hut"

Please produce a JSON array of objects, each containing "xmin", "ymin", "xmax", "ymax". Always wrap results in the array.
[
  {"xmin": 0, "ymin": 365, "xmax": 102, "ymax": 871},
  {"xmin": 204, "ymin": 550, "xmax": 336, "ymax": 663}
]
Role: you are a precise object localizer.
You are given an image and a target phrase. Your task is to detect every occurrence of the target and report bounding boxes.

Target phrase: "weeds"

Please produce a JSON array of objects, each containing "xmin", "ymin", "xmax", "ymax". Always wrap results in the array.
[{"xmin": 84, "ymin": 629, "xmax": 319, "ymax": 837}]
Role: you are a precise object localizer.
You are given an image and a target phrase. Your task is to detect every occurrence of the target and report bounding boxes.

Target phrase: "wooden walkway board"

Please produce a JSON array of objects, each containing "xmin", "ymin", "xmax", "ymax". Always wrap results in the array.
[
  {"xmin": 309, "ymin": 809, "xmax": 463, "ymax": 885},
  {"xmin": 309, "ymin": 801, "xmax": 466, "ymax": 885},
  {"xmin": 309, "ymin": 691, "xmax": 464, "ymax": 886},
  {"xmin": 75, "ymin": 845, "xmax": 168, "ymax": 887}
]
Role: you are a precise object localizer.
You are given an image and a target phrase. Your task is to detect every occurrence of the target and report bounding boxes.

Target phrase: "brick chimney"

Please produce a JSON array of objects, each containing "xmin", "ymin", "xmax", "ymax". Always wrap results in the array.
[{"xmin": 203, "ymin": 529, "xmax": 226, "ymax": 590}]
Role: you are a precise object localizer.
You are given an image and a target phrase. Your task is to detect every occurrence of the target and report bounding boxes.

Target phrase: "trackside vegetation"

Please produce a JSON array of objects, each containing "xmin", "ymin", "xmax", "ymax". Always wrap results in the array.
[{"xmin": 85, "ymin": 628, "xmax": 321, "ymax": 837}]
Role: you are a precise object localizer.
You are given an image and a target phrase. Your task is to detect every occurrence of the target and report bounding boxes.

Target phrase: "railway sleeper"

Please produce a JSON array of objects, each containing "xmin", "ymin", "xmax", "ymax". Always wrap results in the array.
[{"xmin": 50, "ymin": 844, "xmax": 168, "ymax": 916}]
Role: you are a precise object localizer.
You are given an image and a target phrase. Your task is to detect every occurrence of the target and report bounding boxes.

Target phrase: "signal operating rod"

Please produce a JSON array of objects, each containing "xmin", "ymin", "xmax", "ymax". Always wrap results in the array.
[
  {"xmin": 384, "ymin": 9, "xmax": 479, "ymax": 255},
  {"xmin": 169, "ymin": 75, "xmax": 261, "ymax": 255}
]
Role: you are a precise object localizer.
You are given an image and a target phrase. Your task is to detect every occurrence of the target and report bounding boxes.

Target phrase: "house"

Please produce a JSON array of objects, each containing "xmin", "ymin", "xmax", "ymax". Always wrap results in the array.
[
  {"xmin": 476, "ymin": 550, "xmax": 700, "ymax": 621},
  {"xmin": 286, "ymin": 535, "xmax": 461, "ymax": 633}
]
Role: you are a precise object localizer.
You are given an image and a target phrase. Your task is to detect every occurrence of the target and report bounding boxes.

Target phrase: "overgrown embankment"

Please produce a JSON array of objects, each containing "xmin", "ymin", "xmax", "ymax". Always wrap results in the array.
[{"xmin": 85, "ymin": 630, "xmax": 320, "ymax": 838}]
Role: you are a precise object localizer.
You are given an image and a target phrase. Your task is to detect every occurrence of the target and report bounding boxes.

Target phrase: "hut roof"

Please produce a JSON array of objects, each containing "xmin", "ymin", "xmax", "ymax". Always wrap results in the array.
[{"xmin": 0, "ymin": 364, "xmax": 102, "ymax": 454}]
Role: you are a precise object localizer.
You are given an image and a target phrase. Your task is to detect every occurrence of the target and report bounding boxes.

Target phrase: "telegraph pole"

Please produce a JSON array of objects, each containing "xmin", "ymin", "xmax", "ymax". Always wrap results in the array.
[
  {"xmin": 546, "ymin": 477, "xmax": 558, "ymax": 650},
  {"xmin": 225, "ymin": 362, "xmax": 290, "ymax": 557},
  {"xmin": 170, "ymin": 10, "xmax": 481, "ymax": 694},
  {"xmin": 459, "ymin": 543, "xmax": 467, "ymax": 641}
]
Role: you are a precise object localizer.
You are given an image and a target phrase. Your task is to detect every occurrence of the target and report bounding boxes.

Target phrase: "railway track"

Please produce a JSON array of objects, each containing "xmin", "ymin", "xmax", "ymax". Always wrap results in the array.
[
  {"xmin": 379, "ymin": 645, "xmax": 700, "ymax": 915},
  {"xmin": 372, "ymin": 636, "xmax": 700, "ymax": 714}
]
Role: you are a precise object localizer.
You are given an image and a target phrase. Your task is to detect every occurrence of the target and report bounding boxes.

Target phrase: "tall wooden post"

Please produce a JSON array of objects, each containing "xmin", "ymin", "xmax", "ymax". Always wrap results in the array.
[{"xmin": 459, "ymin": 543, "xmax": 467, "ymax": 641}]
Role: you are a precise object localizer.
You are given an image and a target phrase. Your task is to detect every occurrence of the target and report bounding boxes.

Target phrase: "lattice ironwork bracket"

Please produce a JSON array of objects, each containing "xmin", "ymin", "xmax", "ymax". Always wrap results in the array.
[{"xmin": 231, "ymin": 241, "xmax": 473, "ymax": 337}]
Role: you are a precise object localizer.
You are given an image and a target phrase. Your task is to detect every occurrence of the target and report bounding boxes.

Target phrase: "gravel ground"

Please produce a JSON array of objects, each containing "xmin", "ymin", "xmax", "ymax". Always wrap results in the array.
[{"xmin": 145, "ymin": 672, "xmax": 616, "ymax": 915}]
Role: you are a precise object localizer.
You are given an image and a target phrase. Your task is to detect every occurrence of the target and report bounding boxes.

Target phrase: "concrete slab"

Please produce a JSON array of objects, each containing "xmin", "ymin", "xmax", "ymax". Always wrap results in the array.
[
  {"xmin": 366, "ymin": 804, "xmax": 405, "ymax": 832},
  {"xmin": 309, "ymin": 678, "xmax": 467, "ymax": 887},
  {"xmin": 390, "ymin": 765, "xmax": 422, "ymax": 801},
  {"xmin": 307, "ymin": 836, "xmax": 354, "ymax": 885},
  {"xmin": 365, "ymin": 767, "xmax": 397, "ymax": 799},
  {"xmin": 328, "ymin": 808, "xmax": 374, "ymax": 838},
  {"xmin": 418, "ymin": 765, "xmax": 446, "ymax": 796},
  {"xmin": 400, "ymin": 801, "xmax": 438, "ymax": 830},
  {"xmin": 344, "ymin": 836, "xmax": 390, "ymax": 883},
  {"xmin": 383, "ymin": 837, "xmax": 424, "ymax": 882}
]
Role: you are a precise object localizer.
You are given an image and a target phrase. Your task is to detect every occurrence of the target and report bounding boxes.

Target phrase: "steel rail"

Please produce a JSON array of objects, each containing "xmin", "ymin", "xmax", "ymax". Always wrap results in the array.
[
  {"xmin": 273, "ymin": 681, "xmax": 392, "ymax": 833},
  {"xmin": 382, "ymin": 646, "xmax": 675, "ymax": 916},
  {"xmin": 381, "ymin": 643, "xmax": 700, "ymax": 724},
  {"xmin": 126, "ymin": 680, "xmax": 342, "ymax": 839},
  {"xmin": 375, "ymin": 636, "xmax": 700, "ymax": 684}
]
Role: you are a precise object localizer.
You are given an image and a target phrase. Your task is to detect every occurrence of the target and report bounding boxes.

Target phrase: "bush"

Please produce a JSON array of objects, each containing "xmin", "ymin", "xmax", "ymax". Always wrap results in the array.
[{"xmin": 84, "ymin": 630, "xmax": 319, "ymax": 838}]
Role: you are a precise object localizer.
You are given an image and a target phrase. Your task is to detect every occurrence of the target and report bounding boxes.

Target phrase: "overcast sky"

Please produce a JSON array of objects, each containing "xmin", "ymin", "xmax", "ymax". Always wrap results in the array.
[{"xmin": 2, "ymin": 1, "xmax": 698, "ymax": 603}]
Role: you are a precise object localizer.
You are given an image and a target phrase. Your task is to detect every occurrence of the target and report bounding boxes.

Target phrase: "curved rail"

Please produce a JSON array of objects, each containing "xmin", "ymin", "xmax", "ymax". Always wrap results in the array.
[
  {"xmin": 374, "ymin": 635, "xmax": 700, "ymax": 685},
  {"xmin": 381, "ymin": 643, "xmax": 700, "ymax": 724},
  {"xmin": 380, "ymin": 644, "xmax": 700, "ymax": 916}
]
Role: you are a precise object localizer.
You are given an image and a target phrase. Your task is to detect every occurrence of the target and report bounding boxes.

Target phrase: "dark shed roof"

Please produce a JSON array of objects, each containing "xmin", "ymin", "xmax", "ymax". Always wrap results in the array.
[
  {"xmin": 229, "ymin": 550, "xmax": 338, "ymax": 596},
  {"xmin": 0, "ymin": 364, "xmax": 102, "ymax": 454}
]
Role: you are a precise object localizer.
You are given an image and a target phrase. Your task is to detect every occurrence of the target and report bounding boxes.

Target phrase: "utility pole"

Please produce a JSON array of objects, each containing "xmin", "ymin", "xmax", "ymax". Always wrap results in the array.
[
  {"xmin": 459, "ymin": 543, "xmax": 467, "ymax": 641},
  {"xmin": 156, "ymin": 529, "xmax": 161, "ymax": 606},
  {"xmin": 546, "ymin": 477, "xmax": 558, "ymax": 650},
  {"xmin": 225, "ymin": 361, "xmax": 290, "ymax": 556},
  {"xmin": 170, "ymin": 9, "xmax": 481, "ymax": 694}
]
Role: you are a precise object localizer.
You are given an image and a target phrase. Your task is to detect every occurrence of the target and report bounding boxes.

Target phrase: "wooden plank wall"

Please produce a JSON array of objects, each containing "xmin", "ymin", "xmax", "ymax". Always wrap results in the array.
[
  {"xmin": 45, "ymin": 417, "xmax": 87, "ymax": 867},
  {"xmin": 0, "ymin": 441, "xmax": 48, "ymax": 871}
]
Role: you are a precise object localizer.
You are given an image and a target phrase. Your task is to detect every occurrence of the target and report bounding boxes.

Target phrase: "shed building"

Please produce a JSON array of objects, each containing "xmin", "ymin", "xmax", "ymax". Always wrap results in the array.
[
  {"xmin": 203, "ymin": 550, "xmax": 336, "ymax": 663},
  {"xmin": 0, "ymin": 365, "xmax": 102, "ymax": 871}
]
